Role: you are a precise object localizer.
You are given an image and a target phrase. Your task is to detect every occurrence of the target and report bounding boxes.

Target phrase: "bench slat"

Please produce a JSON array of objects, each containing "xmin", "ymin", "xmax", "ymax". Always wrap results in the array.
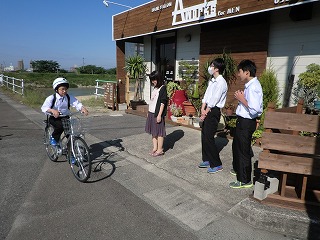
[
  {"xmin": 262, "ymin": 132, "xmax": 320, "ymax": 156},
  {"xmin": 258, "ymin": 151, "xmax": 320, "ymax": 176},
  {"xmin": 264, "ymin": 112, "xmax": 320, "ymax": 133}
]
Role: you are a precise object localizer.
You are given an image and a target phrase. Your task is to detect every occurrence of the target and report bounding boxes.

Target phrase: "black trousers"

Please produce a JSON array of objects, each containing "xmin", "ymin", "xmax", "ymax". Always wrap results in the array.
[
  {"xmin": 201, "ymin": 107, "xmax": 222, "ymax": 167},
  {"xmin": 232, "ymin": 116, "xmax": 256, "ymax": 184},
  {"xmin": 49, "ymin": 116, "xmax": 65, "ymax": 142}
]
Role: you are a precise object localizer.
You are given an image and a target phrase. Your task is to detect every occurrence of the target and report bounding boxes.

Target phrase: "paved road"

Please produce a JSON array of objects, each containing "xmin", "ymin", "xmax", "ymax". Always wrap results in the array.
[
  {"xmin": 1, "ymin": 91, "xmax": 302, "ymax": 240},
  {"xmin": 0, "ymin": 97, "xmax": 196, "ymax": 240}
]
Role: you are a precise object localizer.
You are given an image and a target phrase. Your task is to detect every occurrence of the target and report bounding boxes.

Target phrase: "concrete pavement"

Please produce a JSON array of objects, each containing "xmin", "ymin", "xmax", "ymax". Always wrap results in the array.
[{"xmin": 1, "ymin": 90, "xmax": 318, "ymax": 240}]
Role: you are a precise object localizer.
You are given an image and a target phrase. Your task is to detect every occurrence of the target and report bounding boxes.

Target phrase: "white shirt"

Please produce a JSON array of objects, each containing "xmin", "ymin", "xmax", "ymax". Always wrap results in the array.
[
  {"xmin": 202, "ymin": 75, "xmax": 228, "ymax": 109},
  {"xmin": 41, "ymin": 93, "xmax": 83, "ymax": 115},
  {"xmin": 148, "ymin": 86, "xmax": 162, "ymax": 113},
  {"xmin": 236, "ymin": 77, "xmax": 263, "ymax": 119}
]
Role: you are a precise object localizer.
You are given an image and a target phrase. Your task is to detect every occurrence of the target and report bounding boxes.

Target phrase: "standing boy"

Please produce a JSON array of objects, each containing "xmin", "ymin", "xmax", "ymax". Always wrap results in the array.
[
  {"xmin": 229, "ymin": 60, "xmax": 263, "ymax": 188},
  {"xmin": 198, "ymin": 58, "xmax": 228, "ymax": 173}
]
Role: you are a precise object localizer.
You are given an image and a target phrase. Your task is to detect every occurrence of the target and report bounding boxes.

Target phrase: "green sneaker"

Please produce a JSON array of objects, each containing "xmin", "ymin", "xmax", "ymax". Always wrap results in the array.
[
  {"xmin": 230, "ymin": 169, "xmax": 237, "ymax": 176},
  {"xmin": 229, "ymin": 181, "xmax": 253, "ymax": 189}
]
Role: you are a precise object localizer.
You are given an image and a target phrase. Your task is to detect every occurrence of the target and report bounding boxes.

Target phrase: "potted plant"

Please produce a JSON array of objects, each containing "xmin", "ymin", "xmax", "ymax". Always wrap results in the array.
[
  {"xmin": 226, "ymin": 117, "xmax": 237, "ymax": 137},
  {"xmin": 297, "ymin": 63, "xmax": 320, "ymax": 109},
  {"xmin": 178, "ymin": 60, "xmax": 199, "ymax": 116},
  {"xmin": 251, "ymin": 129, "xmax": 263, "ymax": 146},
  {"xmin": 166, "ymin": 81, "xmax": 182, "ymax": 100},
  {"xmin": 224, "ymin": 103, "xmax": 235, "ymax": 116},
  {"xmin": 124, "ymin": 55, "xmax": 148, "ymax": 109},
  {"xmin": 169, "ymin": 103, "xmax": 183, "ymax": 122}
]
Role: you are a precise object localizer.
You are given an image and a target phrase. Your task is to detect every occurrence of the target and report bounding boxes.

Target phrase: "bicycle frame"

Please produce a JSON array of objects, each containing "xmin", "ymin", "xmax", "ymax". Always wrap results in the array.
[{"xmin": 44, "ymin": 112, "xmax": 91, "ymax": 182}]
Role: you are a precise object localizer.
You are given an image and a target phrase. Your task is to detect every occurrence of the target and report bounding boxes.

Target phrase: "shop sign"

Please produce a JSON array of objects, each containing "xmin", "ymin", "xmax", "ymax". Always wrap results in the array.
[
  {"xmin": 152, "ymin": 2, "xmax": 173, "ymax": 12},
  {"xmin": 172, "ymin": 0, "xmax": 241, "ymax": 26}
]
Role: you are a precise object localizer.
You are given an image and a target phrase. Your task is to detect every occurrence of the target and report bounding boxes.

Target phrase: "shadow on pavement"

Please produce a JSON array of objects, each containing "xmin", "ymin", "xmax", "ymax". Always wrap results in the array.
[
  {"xmin": 87, "ymin": 139, "xmax": 125, "ymax": 183},
  {"xmin": 163, "ymin": 129, "xmax": 184, "ymax": 152}
]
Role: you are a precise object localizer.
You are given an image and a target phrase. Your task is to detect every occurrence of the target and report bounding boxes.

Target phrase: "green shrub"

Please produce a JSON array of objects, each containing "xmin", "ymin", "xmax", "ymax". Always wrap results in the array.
[
  {"xmin": 293, "ymin": 63, "xmax": 320, "ymax": 107},
  {"xmin": 259, "ymin": 67, "xmax": 280, "ymax": 110}
]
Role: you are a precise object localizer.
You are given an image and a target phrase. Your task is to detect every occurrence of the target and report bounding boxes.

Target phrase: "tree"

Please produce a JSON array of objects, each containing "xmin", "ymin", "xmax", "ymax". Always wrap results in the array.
[
  {"xmin": 78, "ymin": 65, "xmax": 107, "ymax": 74},
  {"xmin": 124, "ymin": 55, "xmax": 147, "ymax": 101},
  {"xmin": 292, "ymin": 63, "xmax": 320, "ymax": 107},
  {"xmin": 259, "ymin": 67, "xmax": 280, "ymax": 110},
  {"xmin": 105, "ymin": 68, "xmax": 116, "ymax": 75},
  {"xmin": 31, "ymin": 60, "xmax": 60, "ymax": 73}
]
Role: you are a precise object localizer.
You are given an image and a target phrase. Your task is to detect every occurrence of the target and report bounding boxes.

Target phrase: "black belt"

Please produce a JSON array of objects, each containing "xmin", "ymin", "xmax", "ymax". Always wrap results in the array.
[{"xmin": 237, "ymin": 115, "xmax": 256, "ymax": 121}]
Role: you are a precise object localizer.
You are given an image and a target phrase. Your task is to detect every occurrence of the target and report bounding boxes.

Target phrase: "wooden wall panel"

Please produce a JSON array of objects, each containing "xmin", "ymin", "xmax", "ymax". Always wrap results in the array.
[
  {"xmin": 116, "ymin": 41, "xmax": 126, "ymax": 103},
  {"xmin": 198, "ymin": 12, "xmax": 269, "ymax": 106},
  {"xmin": 200, "ymin": 51, "xmax": 267, "ymax": 106},
  {"xmin": 113, "ymin": 0, "xmax": 307, "ymax": 40}
]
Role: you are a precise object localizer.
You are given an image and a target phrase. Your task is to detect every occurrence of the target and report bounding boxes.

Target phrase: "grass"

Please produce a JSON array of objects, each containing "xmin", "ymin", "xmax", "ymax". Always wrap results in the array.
[
  {"xmin": 4, "ymin": 72, "xmax": 116, "ymax": 88},
  {"xmin": 1, "ymin": 86, "xmax": 47, "ymax": 109},
  {"xmin": 1, "ymin": 72, "xmax": 115, "ymax": 110},
  {"xmin": 1, "ymin": 85, "xmax": 106, "ymax": 110},
  {"xmin": 80, "ymin": 96, "xmax": 105, "ymax": 108}
]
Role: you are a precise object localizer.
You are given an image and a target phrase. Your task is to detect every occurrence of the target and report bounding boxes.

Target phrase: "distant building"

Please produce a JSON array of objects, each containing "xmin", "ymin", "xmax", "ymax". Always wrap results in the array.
[
  {"xmin": 17, "ymin": 60, "xmax": 24, "ymax": 71},
  {"xmin": 4, "ymin": 64, "xmax": 14, "ymax": 72}
]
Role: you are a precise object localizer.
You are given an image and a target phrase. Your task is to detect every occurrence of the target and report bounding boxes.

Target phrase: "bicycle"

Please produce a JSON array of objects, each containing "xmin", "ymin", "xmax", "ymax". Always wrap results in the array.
[{"xmin": 43, "ymin": 112, "xmax": 92, "ymax": 182}]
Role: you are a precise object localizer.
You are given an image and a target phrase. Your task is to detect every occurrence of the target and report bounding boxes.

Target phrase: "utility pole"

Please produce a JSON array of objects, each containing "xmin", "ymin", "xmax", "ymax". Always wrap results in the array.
[{"xmin": 82, "ymin": 58, "xmax": 85, "ymax": 67}]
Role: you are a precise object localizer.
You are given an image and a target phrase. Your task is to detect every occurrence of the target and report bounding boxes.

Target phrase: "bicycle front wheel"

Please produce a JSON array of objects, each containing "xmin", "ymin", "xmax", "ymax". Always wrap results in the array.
[
  {"xmin": 68, "ymin": 137, "xmax": 91, "ymax": 182},
  {"xmin": 44, "ymin": 126, "xmax": 58, "ymax": 162}
]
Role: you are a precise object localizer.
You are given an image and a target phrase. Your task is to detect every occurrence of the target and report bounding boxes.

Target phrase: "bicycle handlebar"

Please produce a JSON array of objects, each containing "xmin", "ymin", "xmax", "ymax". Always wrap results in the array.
[{"xmin": 47, "ymin": 111, "xmax": 83, "ymax": 118}]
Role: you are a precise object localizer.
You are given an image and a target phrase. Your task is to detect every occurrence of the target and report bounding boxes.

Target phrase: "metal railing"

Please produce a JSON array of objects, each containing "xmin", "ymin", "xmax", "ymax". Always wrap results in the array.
[
  {"xmin": 94, "ymin": 79, "xmax": 117, "ymax": 98},
  {"xmin": 0, "ymin": 74, "xmax": 24, "ymax": 95}
]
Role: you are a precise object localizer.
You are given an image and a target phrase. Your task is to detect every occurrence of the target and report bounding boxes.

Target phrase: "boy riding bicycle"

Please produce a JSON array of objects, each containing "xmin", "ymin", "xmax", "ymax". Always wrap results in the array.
[{"xmin": 41, "ymin": 77, "xmax": 89, "ymax": 146}]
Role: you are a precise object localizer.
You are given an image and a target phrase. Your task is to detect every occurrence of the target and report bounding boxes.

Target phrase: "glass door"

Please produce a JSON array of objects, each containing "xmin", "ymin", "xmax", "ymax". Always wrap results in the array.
[{"xmin": 156, "ymin": 37, "xmax": 176, "ymax": 81}]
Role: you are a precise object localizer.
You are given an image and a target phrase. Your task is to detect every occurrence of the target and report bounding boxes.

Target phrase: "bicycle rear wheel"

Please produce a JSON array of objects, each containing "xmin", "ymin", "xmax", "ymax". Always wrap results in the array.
[
  {"xmin": 68, "ymin": 137, "xmax": 91, "ymax": 182},
  {"xmin": 44, "ymin": 126, "xmax": 59, "ymax": 162}
]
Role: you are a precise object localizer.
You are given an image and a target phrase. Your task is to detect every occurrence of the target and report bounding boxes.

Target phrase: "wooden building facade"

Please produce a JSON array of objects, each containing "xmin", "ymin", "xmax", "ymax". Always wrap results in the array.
[{"xmin": 112, "ymin": 0, "xmax": 320, "ymax": 106}]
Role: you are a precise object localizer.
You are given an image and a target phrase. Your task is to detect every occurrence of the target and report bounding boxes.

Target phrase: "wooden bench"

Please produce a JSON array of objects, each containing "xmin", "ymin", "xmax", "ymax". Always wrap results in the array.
[{"xmin": 258, "ymin": 99, "xmax": 320, "ymax": 208}]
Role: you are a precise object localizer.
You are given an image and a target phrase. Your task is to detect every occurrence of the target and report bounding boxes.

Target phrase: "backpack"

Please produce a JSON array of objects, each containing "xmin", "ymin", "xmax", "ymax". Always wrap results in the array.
[{"xmin": 51, "ymin": 93, "xmax": 70, "ymax": 109}]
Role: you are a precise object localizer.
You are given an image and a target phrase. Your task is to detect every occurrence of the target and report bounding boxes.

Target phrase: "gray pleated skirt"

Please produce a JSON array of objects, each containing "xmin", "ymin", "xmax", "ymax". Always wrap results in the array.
[{"xmin": 145, "ymin": 112, "xmax": 166, "ymax": 137}]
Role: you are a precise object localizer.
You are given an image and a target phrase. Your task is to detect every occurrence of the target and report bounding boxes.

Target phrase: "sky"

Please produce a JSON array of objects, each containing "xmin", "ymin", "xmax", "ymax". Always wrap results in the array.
[{"xmin": 0, "ymin": 0, "xmax": 150, "ymax": 70}]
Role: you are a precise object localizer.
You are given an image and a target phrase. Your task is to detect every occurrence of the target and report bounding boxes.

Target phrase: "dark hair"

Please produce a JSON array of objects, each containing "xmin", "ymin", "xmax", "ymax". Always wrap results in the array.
[
  {"xmin": 237, "ymin": 60, "xmax": 256, "ymax": 77},
  {"xmin": 148, "ymin": 71, "xmax": 164, "ymax": 88},
  {"xmin": 210, "ymin": 58, "xmax": 225, "ymax": 74}
]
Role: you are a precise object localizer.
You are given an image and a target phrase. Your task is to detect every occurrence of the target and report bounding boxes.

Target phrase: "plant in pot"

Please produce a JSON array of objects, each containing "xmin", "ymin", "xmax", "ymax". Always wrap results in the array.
[
  {"xmin": 294, "ymin": 63, "xmax": 320, "ymax": 109},
  {"xmin": 124, "ymin": 55, "xmax": 148, "ymax": 110},
  {"xmin": 251, "ymin": 129, "xmax": 263, "ymax": 146},
  {"xmin": 169, "ymin": 103, "xmax": 183, "ymax": 122},
  {"xmin": 226, "ymin": 117, "xmax": 237, "ymax": 137},
  {"xmin": 224, "ymin": 103, "xmax": 235, "ymax": 116},
  {"xmin": 166, "ymin": 81, "xmax": 182, "ymax": 100},
  {"xmin": 178, "ymin": 60, "xmax": 199, "ymax": 117}
]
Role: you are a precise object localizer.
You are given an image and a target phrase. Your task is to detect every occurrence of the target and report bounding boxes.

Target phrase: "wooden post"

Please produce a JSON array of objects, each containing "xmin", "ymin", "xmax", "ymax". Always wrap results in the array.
[{"xmin": 126, "ymin": 74, "xmax": 130, "ymax": 108}]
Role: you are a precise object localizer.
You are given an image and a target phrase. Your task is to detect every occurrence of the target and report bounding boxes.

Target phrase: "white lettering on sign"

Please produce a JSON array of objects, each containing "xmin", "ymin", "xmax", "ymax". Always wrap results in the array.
[
  {"xmin": 172, "ymin": 0, "xmax": 217, "ymax": 26},
  {"xmin": 152, "ymin": 2, "xmax": 173, "ymax": 12},
  {"xmin": 227, "ymin": 6, "xmax": 240, "ymax": 14},
  {"xmin": 274, "ymin": 0, "xmax": 290, "ymax": 4}
]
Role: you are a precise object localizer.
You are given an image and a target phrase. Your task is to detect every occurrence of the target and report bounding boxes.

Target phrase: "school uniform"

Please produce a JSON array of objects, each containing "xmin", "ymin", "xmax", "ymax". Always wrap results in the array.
[
  {"xmin": 201, "ymin": 75, "xmax": 228, "ymax": 168},
  {"xmin": 232, "ymin": 77, "xmax": 263, "ymax": 184},
  {"xmin": 41, "ymin": 93, "xmax": 83, "ymax": 141}
]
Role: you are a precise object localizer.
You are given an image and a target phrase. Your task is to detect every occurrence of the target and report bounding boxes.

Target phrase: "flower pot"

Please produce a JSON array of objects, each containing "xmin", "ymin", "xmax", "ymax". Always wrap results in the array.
[
  {"xmin": 171, "ymin": 116, "xmax": 178, "ymax": 122},
  {"xmin": 183, "ymin": 101, "xmax": 196, "ymax": 117},
  {"xmin": 226, "ymin": 109, "xmax": 234, "ymax": 116},
  {"xmin": 314, "ymin": 100, "xmax": 320, "ymax": 110},
  {"xmin": 130, "ymin": 100, "xmax": 147, "ymax": 110},
  {"xmin": 171, "ymin": 90, "xmax": 187, "ymax": 114}
]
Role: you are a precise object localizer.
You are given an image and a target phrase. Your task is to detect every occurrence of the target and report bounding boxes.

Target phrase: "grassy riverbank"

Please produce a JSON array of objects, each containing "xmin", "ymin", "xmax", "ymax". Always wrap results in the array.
[
  {"xmin": 4, "ymin": 72, "xmax": 116, "ymax": 88},
  {"xmin": 1, "ymin": 71, "xmax": 112, "ymax": 110},
  {"xmin": 0, "ymin": 85, "xmax": 106, "ymax": 112}
]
